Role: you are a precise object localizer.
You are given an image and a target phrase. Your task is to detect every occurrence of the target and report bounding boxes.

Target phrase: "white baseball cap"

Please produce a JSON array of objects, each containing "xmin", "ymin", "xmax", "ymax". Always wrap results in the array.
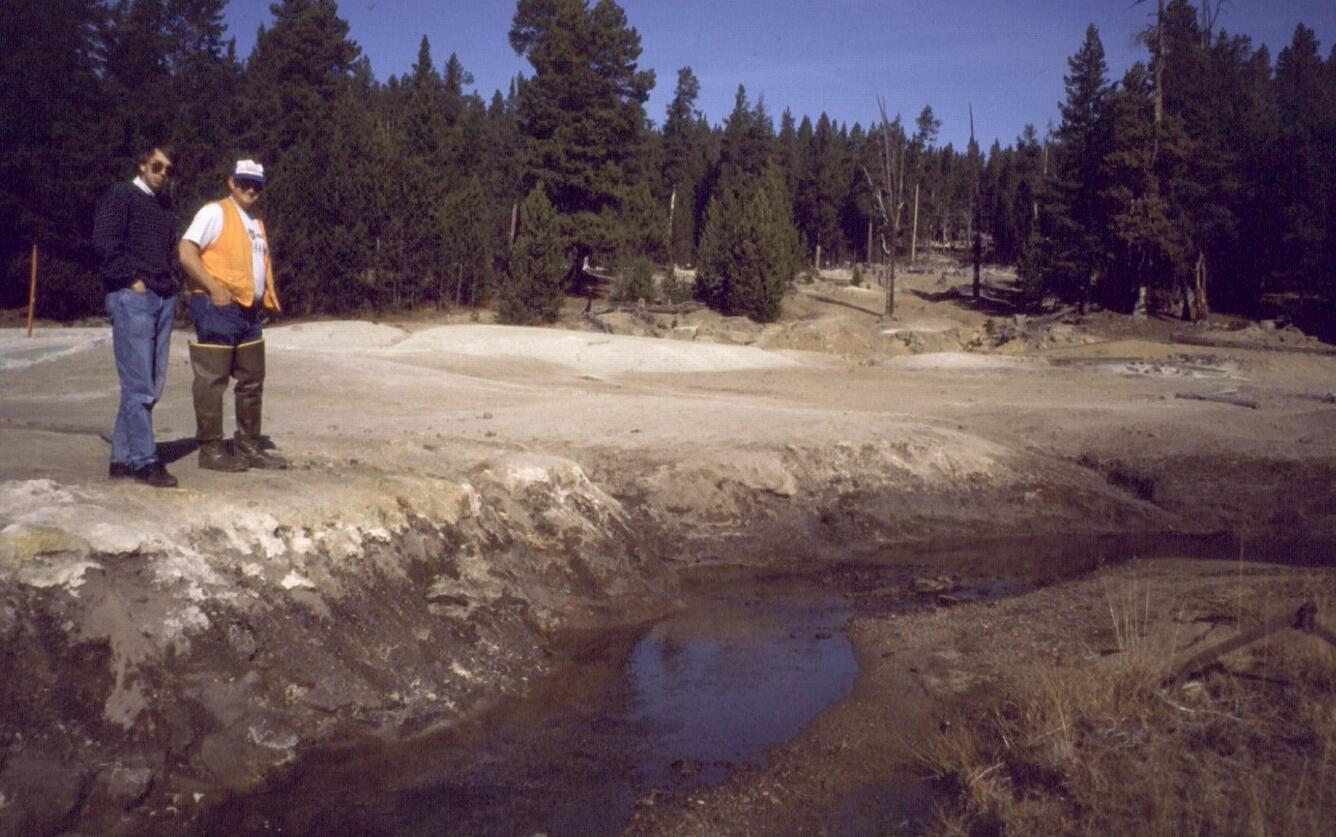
[{"xmin": 233, "ymin": 159, "xmax": 266, "ymax": 185}]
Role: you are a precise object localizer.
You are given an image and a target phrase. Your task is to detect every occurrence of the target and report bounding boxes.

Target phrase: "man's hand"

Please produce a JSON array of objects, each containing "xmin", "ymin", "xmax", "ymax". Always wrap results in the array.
[{"xmin": 179, "ymin": 239, "xmax": 231, "ymax": 306}]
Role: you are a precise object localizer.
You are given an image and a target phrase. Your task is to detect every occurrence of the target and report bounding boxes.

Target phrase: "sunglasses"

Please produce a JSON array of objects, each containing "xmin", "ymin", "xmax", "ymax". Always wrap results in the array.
[
  {"xmin": 149, "ymin": 160, "xmax": 174, "ymax": 176},
  {"xmin": 234, "ymin": 180, "xmax": 264, "ymax": 193}
]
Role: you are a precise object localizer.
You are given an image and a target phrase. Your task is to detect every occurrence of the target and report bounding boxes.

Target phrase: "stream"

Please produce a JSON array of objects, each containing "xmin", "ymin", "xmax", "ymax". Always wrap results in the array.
[{"xmin": 199, "ymin": 531, "xmax": 1285, "ymax": 835}]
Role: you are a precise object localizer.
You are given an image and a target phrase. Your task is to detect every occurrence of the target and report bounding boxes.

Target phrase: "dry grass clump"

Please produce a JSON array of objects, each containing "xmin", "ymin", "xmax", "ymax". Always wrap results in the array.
[{"xmin": 918, "ymin": 580, "xmax": 1336, "ymax": 836}]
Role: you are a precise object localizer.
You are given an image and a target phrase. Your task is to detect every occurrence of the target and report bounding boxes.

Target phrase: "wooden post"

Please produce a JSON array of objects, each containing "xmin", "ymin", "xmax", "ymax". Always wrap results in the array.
[
  {"xmin": 910, "ymin": 183, "xmax": 920, "ymax": 266},
  {"xmin": 26, "ymin": 243, "xmax": 38, "ymax": 336}
]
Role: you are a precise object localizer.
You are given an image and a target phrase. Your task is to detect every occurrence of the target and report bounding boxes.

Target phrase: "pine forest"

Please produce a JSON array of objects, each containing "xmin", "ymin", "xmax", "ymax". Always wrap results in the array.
[{"xmin": 3, "ymin": 0, "xmax": 1335, "ymax": 335}]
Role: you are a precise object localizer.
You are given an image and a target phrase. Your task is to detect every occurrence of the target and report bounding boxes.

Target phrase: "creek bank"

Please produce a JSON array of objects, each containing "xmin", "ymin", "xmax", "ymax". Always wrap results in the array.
[{"xmin": 0, "ymin": 427, "xmax": 1210, "ymax": 836}]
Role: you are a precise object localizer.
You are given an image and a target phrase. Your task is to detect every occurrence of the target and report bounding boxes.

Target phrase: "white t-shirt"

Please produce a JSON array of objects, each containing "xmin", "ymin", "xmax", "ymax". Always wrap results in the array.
[{"xmin": 182, "ymin": 199, "xmax": 267, "ymax": 300}]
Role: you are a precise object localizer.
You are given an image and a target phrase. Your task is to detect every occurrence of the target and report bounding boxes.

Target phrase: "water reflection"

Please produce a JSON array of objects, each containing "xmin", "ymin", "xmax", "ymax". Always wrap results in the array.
[{"xmin": 627, "ymin": 584, "xmax": 858, "ymax": 788}]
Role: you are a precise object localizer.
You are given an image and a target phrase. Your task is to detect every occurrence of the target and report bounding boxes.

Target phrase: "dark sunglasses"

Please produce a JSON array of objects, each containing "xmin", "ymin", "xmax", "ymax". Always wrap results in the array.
[
  {"xmin": 234, "ymin": 179, "xmax": 264, "ymax": 193},
  {"xmin": 149, "ymin": 160, "xmax": 174, "ymax": 176}
]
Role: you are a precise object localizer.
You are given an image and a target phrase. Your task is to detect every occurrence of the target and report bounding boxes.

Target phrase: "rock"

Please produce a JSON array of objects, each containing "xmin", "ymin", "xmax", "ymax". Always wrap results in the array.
[
  {"xmin": 280, "ymin": 571, "xmax": 316, "ymax": 591},
  {"xmin": 226, "ymin": 622, "xmax": 259, "ymax": 661},
  {"xmin": 299, "ymin": 683, "xmax": 357, "ymax": 714},
  {"xmin": 0, "ymin": 751, "xmax": 88, "ymax": 836},
  {"xmin": 89, "ymin": 764, "xmax": 154, "ymax": 811},
  {"xmin": 910, "ymin": 575, "xmax": 960, "ymax": 595},
  {"xmin": 197, "ymin": 726, "xmax": 294, "ymax": 793},
  {"xmin": 0, "ymin": 524, "xmax": 93, "ymax": 565}
]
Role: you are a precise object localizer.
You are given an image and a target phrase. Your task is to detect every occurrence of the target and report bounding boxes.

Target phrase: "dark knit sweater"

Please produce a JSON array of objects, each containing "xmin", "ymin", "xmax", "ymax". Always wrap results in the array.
[{"xmin": 93, "ymin": 181, "xmax": 179, "ymax": 296}]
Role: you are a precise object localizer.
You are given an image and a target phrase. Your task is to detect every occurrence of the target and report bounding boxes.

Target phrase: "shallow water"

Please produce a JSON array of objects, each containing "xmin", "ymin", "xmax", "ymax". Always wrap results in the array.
[
  {"xmin": 200, "ymin": 532, "xmax": 1314, "ymax": 835},
  {"xmin": 202, "ymin": 576, "xmax": 862, "ymax": 836},
  {"xmin": 626, "ymin": 580, "xmax": 858, "ymax": 790}
]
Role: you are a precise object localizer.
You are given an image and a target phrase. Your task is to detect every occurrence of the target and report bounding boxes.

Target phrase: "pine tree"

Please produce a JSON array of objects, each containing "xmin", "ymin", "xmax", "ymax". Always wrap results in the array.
[
  {"xmin": 715, "ymin": 85, "xmax": 775, "ymax": 197},
  {"xmin": 1100, "ymin": 64, "xmax": 1183, "ymax": 309},
  {"xmin": 0, "ymin": 0, "xmax": 110, "ymax": 315},
  {"xmin": 1049, "ymin": 24, "xmax": 1113, "ymax": 307},
  {"xmin": 162, "ymin": 0, "xmax": 244, "ymax": 216},
  {"xmin": 697, "ymin": 165, "xmax": 800, "ymax": 322},
  {"xmin": 442, "ymin": 174, "xmax": 501, "ymax": 310},
  {"xmin": 509, "ymin": 0, "xmax": 654, "ymax": 266},
  {"xmin": 500, "ymin": 183, "xmax": 566, "ymax": 323},
  {"xmin": 1272, "ymin": 25, "xmax": 1330, "ymax": 300},
  {"xmin": 240, "ymin": 0, "xmax": 368, "ymax": 315},
  {"xmin": 102, "ymin": 0, "xmax": 176, "ymax": 153},
  {"xmin": 386, "ymin": 36, "xmax": 452, "ymax": 308},
  {"xmin": 662, "ymin": 67, "xmax": 710, "ymax": 265},
  {"xmin": 795, "ymin": 113, "xmax": 846, "ymax": 264}
]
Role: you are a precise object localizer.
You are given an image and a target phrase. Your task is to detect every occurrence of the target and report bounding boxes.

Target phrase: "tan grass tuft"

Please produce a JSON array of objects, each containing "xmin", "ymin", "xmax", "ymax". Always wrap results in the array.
[{"xmin": 917, "ymin": 574, "xmax": 1336, "ymax": 836}]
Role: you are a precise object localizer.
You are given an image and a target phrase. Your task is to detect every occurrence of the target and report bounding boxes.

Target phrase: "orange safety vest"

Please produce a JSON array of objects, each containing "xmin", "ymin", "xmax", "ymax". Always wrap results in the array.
[{"xmin": 193, "ymin": 199, "xmax": 280, "ymax": 312}]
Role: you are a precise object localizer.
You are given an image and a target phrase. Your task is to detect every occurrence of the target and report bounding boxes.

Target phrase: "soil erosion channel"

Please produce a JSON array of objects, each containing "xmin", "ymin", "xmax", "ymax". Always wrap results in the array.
[{"xmin": 198, "ymin": 534, "xmax": 1238, "ymax": 836}]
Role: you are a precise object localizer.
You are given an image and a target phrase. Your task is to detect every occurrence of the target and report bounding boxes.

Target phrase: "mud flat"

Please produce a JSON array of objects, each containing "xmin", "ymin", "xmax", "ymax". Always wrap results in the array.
[{"xmin": 3, "ymin": 280, "xmax": 1335, "ymax": 834}]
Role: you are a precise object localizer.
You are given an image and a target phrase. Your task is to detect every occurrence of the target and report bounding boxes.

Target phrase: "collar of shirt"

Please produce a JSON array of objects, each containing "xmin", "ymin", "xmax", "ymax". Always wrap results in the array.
[
  {"xmin": 132, "ymin": 176, "xmax": 152, "ymax": 195},
  {"xmin": 228, "ymin": 196, "xmax": 260, "ymax": 222}
]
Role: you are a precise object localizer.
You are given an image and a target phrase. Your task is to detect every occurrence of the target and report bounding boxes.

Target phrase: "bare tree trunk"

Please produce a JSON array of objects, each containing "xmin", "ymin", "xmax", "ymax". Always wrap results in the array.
[
  {"xmin": 1144, "ymin": 0, "xmax": 1164, "ymax": 310},
  {"xmin": 973, "ymin": 217, "xmax": 982, "ymax": 300},
  {"xmin": 866, "ymin": 97, "xmax": 907, "ymax": 318},
  {"xmin": 454, "ymin": 261, "xmax": 464, "ymax": 309},
  {"xmin": 1194, "ymin": 250, "xmax": 1208, "ymax": 321},
  {"xmin": 910, "ymin": 183, "xmax": 920, "ymax": 266},
  {"xmin": 885, "ymin": 260, "xmax": 896, "ymax": 317},
  {"xmin": 666, "ymin": 186, "xmax": 677, "ymax": 267},
  {"xmin": 814, "ymin": 244, "xmax": 821, "ymax": 272},
  {"xmin": 970, "ymin": 105, "xmax": 981, "ymax": 301},
  {"xmin": 26, "ymin": 243, "xmax": 37, "ymax": 337},
  {"xmin": 1154, "ymin": 0, "xmax": 1165, "ymax": 129},
  {"xmin": 509, "ymin": 201, "xmax": 519, "ymax": 247},
  {"xmin": 866, "ymin": 218, "xmax": 873, "ymax": 264}
]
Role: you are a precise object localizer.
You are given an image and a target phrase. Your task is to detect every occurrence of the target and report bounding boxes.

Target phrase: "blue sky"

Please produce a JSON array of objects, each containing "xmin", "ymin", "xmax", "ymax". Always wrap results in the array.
[{"xmin": 223, "ymin": 1, "xmax": 1336, "ymax": 149}]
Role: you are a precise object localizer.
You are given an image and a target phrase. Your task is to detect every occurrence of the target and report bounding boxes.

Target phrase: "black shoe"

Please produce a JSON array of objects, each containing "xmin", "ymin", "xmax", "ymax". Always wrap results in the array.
[
  {"xmin": 109, "ymin": 461, "xmax": 133, "ymax": 480},
  {"xmin": 132, "ymin": 461, "xmax": 178, "ymax": 488}
]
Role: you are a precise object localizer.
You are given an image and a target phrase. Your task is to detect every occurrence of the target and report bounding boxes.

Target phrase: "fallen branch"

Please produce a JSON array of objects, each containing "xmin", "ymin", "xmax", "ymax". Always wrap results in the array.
[
  {"xmin": 1174, "ymin": 391, "xmax": 1259, "ymax": 409},
  {"xmin": 1167, "ymin": 601, "xmax": 1336, "ymax": 689},
  {"xmin": 795, "ymin": 290, "xmax": 883, "ymax": 318},
  {"xmin": 589, "ymin": 302, "xmax": 703, "ymax": 316}
]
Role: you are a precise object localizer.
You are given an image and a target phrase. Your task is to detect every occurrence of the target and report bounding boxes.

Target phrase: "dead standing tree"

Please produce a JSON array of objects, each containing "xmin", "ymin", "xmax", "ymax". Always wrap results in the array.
[
  {"xmin": 863, "ymin": 98, "xmax": 908, "ymax": 317},
  {"xmin": 970, "ymin": 105, "xmax": 982, "ymax": 302}
]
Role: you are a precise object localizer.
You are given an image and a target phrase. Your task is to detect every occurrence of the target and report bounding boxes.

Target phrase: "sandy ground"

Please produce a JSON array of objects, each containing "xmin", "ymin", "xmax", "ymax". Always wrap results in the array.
[{"xmin": 2, "ymin": 261, "xmax": 1335, "ymax": 833}]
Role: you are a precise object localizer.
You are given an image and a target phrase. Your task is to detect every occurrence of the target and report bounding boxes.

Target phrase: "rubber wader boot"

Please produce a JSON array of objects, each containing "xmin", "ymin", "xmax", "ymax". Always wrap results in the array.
[
  {"xmin": 191, "ymin": 343, "xmax": 248, "ymax": 472},
  {"xmin": 233, "ymin": 339, "xmax": 287, "ymax": 469}
]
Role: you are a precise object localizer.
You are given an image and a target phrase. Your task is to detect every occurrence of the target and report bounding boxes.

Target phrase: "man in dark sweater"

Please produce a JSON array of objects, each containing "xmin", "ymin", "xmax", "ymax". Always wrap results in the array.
[{"xmin": 92, "ymin": 144, "xmax": 180, "ymax": 488}]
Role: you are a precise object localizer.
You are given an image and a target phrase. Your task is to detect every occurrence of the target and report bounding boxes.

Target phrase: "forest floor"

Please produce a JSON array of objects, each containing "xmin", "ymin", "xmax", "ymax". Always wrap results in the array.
[{"xmin": 2, "ymin": 255, "xmax": 1335, "ymax": 834}]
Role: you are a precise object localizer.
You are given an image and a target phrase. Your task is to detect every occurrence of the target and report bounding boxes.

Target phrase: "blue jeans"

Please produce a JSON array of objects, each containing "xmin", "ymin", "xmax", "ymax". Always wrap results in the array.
[
  {"xmin": 190, "ymin": 294, "xmax": 263, "ymax": 346},
  {"xmin": 107, "ymin": 288, "xmax": 175, "ymax": 467}
]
